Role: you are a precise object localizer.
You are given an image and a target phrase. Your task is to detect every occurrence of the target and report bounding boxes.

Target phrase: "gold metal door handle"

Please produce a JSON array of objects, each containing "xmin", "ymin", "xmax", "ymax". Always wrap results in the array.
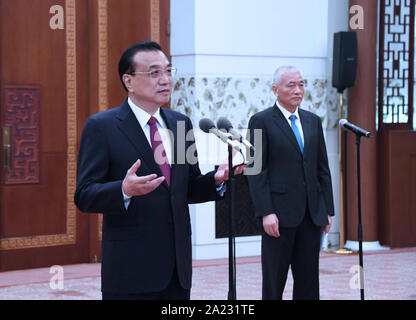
[{"xmin": 3, "ymin": 126, "xmax": 11, "ymax": 172}]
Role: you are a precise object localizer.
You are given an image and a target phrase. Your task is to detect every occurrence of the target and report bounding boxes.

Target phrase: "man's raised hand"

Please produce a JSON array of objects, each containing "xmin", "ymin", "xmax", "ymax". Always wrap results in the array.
[{"xmin": 122, "ymin": 159, "xmax": 165, "ymax": 197}]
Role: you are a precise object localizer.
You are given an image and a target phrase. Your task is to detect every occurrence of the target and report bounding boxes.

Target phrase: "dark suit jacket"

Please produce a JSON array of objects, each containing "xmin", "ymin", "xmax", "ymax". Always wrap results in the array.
[
  {"xmin": 74, "ymin": 99, "xmax": 220, "ymax": 294},
  {"xmin": 247, "ymin": 104, "xmax": 334, "ymax": 229}
]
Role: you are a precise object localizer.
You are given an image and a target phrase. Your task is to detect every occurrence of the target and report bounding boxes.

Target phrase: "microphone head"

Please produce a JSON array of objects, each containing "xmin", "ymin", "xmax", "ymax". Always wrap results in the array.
[
  {"xmin": 199, "ymin": 118, "xmax": 216, "ymax": 133},
  {"xmin": 339, "ymin": 119, "xmax": 348, "ymax": 128},
  {"xmin": 217, "ymin": 117, "xmax": 233, "ymax": 131}
]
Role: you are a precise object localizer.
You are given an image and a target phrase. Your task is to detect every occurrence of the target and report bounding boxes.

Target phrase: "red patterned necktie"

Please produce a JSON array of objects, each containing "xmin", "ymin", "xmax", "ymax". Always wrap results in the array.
[{"xmin": 147, "ymin": 116, "xmax": 171, "ymax": 186}]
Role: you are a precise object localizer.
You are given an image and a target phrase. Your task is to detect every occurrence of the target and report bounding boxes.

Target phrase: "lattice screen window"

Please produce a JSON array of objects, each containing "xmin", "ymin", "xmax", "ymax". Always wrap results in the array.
[{"xmin": 378, "ymin": 0, "xmax": 415, "ymax": 129}]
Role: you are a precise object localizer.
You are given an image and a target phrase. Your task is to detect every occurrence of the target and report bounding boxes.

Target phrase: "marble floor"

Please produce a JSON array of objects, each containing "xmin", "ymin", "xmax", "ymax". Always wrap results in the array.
[{"xmin": 0, "ymin": 247, "xmax": 415, "ymax": 300}]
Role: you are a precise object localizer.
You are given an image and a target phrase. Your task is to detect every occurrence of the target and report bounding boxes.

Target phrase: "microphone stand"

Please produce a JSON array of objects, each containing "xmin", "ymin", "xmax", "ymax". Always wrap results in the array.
[
  {"xmin": 355, "ymin": 133, "xmax": 365, "ymax": 300},
  {"xmin": 227, "ymin": 144, "xmax": 237, "ymax": 300}
]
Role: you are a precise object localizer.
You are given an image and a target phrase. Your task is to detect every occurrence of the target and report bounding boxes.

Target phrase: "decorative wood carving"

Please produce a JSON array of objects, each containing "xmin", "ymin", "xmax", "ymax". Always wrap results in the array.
[
  {"xmin": 379, "ymin": 0, "xmax": 414, "ymax": 128},
  {"xmin": 151, "ymin": 0, "xmax": 160, "ymax": 43},
  {"xmin": 98, "ymin": 0, "xmax": 108, "ymax": 113},
  {"xmin": 97, "ymin": 0, "xmax": 109, "ymax": 240},
  {"xmin": 3, "ymin": 86, "xmax": 40, "ymax": 185}
]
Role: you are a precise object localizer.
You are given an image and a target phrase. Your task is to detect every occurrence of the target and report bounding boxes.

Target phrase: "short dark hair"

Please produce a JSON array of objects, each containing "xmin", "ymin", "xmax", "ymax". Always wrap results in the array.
[{"xmin": 118, "ymin": 41, "xmax": 163, "ymax": 91}]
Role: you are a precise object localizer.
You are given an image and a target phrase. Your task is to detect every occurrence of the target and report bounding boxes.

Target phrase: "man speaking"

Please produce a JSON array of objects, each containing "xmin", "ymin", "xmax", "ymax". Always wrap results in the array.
[{"xmin": 74, "ymin": 41, "xmax": 244, "ymax": 300}]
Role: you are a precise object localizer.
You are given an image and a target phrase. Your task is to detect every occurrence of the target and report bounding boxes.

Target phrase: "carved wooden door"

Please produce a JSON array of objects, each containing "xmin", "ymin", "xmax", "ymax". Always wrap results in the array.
[
  {"xmin": 0, "ymin": 0, "xmax": 170, "ymax": 271},
  {"xmin": 0, "ymin": 0, "xmax": 90, "ymax": 271}
]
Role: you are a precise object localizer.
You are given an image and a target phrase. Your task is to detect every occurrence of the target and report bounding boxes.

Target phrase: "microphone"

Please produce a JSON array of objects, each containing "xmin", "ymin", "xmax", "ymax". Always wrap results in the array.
[
  {"xmin": 199, "ymin": 118, "xmax": 243, "ymax": 153},
  {"xmin": 339, "ymin": 119, "xmax": 372, "ymax": 138},
  {"xmin": 217, "ymin": 117, "xmax": 256, "ymax": 152}
]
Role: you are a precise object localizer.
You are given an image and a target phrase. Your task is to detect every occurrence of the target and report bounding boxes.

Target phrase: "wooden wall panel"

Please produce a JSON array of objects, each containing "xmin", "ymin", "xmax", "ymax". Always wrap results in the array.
[
  {"xmin": 0, "ymin": 0, "xmax": 69, "ymax": 242},
  {"xmin": 0, "ymin": 0, "xmax": 89, "ymax": 270},
  {"xmin": 0, "ymin": 0, "xmax": 67, "ymax": 154},
  {"xmin": 107, "ymin": 0, "xmax": 152, "ymax": 109},
  {"xmin": 379, "ymin": 130, "xmax": 416, "ymax": 247},
  {"xmin": 0, "ymin": 0, "xmax": 170, "ymax": 270},
  {"xmin": 88, "ymin": 0, "xmax": 170, "ymax": 115}
]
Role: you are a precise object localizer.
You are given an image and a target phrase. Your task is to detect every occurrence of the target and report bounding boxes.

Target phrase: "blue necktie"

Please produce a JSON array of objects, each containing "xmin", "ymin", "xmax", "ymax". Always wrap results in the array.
[{"xmin": 289, "ymin": 115, "xmax": 303, "ymax": 154}]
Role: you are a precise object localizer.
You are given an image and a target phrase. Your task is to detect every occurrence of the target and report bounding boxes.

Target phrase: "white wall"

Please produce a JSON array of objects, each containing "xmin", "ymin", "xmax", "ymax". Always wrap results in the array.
[
  {"xmin": 325, "ymin": 0, "xmax": 350, "ymax": 248},
  {"xmin": 194, "ymin": 0, "xmax": 328, "ymax": 55},
  {"xmin": 172, "ymin": 0, "xmax": 331, "ymax": 77},
  {"xmin": 171, "ymin": 0, "xmax": 350, "ymax": 259}
]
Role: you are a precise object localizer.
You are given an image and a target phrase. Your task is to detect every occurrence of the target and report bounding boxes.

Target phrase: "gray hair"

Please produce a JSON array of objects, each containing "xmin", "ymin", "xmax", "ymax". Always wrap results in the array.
[{"xmin": 273, "ymin": 65, "xmax": 302, "ymax": 86}]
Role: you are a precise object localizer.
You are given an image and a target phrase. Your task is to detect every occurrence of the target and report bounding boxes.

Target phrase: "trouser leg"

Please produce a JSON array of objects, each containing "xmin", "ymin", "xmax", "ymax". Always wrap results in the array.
[
  {"xmin": 291, "ymin": 213, "xmax": 321, "ymax": 300},
  {"xmin": 261, "ymin": 227, "xmax": 296, "ymax": 300}
]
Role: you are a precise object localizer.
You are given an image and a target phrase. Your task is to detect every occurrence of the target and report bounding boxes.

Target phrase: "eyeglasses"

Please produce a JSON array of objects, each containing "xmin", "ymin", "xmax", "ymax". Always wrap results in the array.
[{"xmin": 130, "ymin": 67, "xmax": 177, "ymax": 79}]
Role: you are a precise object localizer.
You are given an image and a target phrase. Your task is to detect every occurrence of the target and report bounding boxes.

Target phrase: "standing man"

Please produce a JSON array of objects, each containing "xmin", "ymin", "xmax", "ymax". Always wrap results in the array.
[
  {"xmin": 74, "ymin": 41, "xmax": 243, "ymax": 300},
  {"xmin": 246, "ymin": 66, "xmax": 334, "ymax": 300}
]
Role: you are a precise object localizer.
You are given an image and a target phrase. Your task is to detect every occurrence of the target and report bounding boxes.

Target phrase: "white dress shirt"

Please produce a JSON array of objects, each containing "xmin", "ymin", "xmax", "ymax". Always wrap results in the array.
[
  {"xmin": 127, "ymin": 98, "xmax": 173, "ymax": 166},
  {"xmin": 122, "ymin": 98, "xmax": 174, "ymax": 207},
  {"xmin": 122, "ymin": 98, "xmax": 225, "ymax": 207}
]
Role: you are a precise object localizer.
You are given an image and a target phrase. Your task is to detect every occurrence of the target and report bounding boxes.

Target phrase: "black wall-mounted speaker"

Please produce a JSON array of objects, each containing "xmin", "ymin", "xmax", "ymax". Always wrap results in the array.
[{"xmin": 332, "ymin": 31, "xmax": 358, "ymax": 93}]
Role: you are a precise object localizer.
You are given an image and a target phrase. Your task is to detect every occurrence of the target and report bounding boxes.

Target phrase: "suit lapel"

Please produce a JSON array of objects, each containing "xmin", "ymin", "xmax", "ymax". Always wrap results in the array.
[
  {"xmin": 298, "ymin": 109, "xmax": 312, "ymax": 156},
  {"xmin": 272, "ymin": 105, "xmax": 303, "ymax": 156},
  {"xmin": 115, "ymin": 100, "xmax": 166, "ymax": 186}
]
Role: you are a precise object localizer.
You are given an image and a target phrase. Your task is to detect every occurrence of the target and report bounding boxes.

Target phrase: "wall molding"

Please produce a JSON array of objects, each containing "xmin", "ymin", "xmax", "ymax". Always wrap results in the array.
[
  {"xmin": 150, "ymin": 0, "xmax": 160, "ymax": 43},
  {"xmin": 98, "ymin": 0, "xmax": 108, "ymax": 113}
]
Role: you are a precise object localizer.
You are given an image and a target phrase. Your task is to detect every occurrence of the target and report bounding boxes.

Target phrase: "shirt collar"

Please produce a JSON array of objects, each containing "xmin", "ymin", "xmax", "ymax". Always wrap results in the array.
[
  {"xmin": 275, "ymin": 101, "xmax": 300, "ymax": 121},
  {"xmin": 127, "ymin": 97, "xmax": 165, "ymax": 129}
]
